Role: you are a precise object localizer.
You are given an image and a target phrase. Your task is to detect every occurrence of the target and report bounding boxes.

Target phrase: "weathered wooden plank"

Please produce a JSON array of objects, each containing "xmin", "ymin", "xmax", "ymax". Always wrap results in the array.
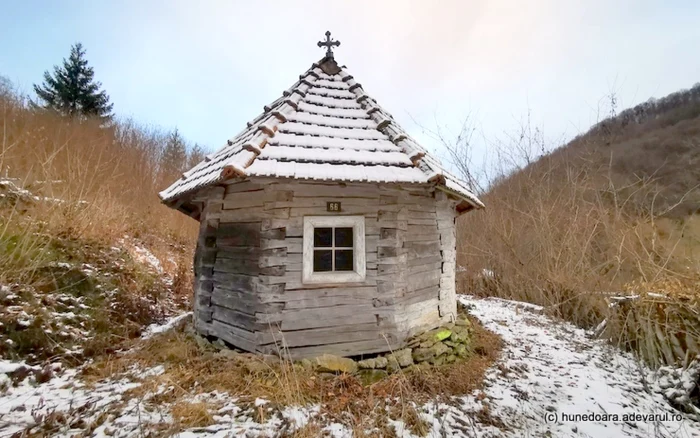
[
  {"xmin": 284, "ymin": 259, "xmax": 377, "ymax": 272},
  {"xmin": 279, "ymin": 311, "xmax": 377, "ymax": 331},
  {"xmin": 215, "ymin": 247, "xmax": 261, "ymax": 259},
  {"xmin": 214, "ymin": 208, "xmax": 290, "ymax": 221},
  {"xmin": 282, "ymin": 294, "xmax": 378, "ymax": 309},
  {"xmin": 200, "ymin": 248, "xmax": 217, "ymax": 266},
  {"xmin": 266, "ymin": 325, "xmax": 389, "ymax": 348},
  {"xmin": 261, "ymin": 304, "xmax": 376, "ymax": 324},
  {"xmin": 222, "ymin": 197, "xmax": 265, "ymax": 210},
  {"xmin": 408, "ymin": 269, "xmax": 441, "ymax": 291},
  {"xmin": 407, "ymin": 255, "xmax": 442, "ymax": 267},
  {"xmin": 404, "ymin": 234, "xmax": 440, "ymax": 243},
  {"xmin": 378, "ymin": 261, "xmax": 440, "ymax": 276},
  {"xmin": 407, "ymin": 218, "xmax": 437, "ymax": 226},
  {"xmin": 442, "ymin": 251, "xmax": 456, "ymax": 262},
  {"xmin": 192, "ymin": 185, "xmax": 225, "ymax": 202},
  {"xmin": 213, "ymin": 272, "xmax": 259, "ymax": 290},
  {"xmin": 405, "ymin": 241, "xmax": 441, "ymax": 258},
  {"xmin": 217, "ymin": 247, "xmax": 285, "ymax": 262},
  {"xmin": 437, "ymin": 219, "xmax": 454, "ymax": 230},
  {"xmin": 378, "ymin": 210, "xmax": 399, "ymax": 221},
  {"xmin": 376, "ymin": 220, "xmax": 407, "ymax": 230},
  {"xmin": 285, "ymin": 337, "xmax": 398, "ymax": 359},
  {"xmin": 261, "ymin": 217, "xmax": 379, "ymax": 237},
  {"xmin": 409, "ymin": 262, "xmax": 443, "ymax": 275},
  {"xmin": 215, "ymin": 222, "xmax": 261, "ymax": 243},
  {"xmin": 261, "ymin": 228, "xmax": 286, "ymax": 240},
  {"xmin": 224, "ymin": 180, "xmax": 264, "ymax": 193},
  {"xmin": 258, "ymin": 286, "xmax": 377, "ymax": 304},
  {"xmin": 214, "ymin": 257, "xmax": 260, "ymax": 274},
  {"xmin": 289, "ymin": 206, "xmax": 380, "ymax": 217},
  {"xmin": 376, "ymin": 281, "xmax": 407, "ymax": 295},
  {"xmin": 394, "ymin": 285, "xmax": 440, "ymax": 306},
  {"xmin": 198, "ymin": 309, "xmax": 213, "ymax": 323},
  {"xmin": 378, "ymin": 247, "xmax": 408, "ymax": 258},
  {"xmin": 288, "ymin": 185, "xmax": 381, "ymax": 198},
  {"xmin": 406, "ymin": 211, "xmax": 437, "ymax": 220},
  {"xmin": 261, "ymin": 238, "xmax": 297, "ymax": 251},
  {"xmin": 209, "ymin": 320, "xmax": 258, "ymax": 352},
  {"xmin": 279, "ymin": 276, "xmax": 378, "ymax": 291},
  {"xmin": 213, "ymin": 305, "xmax": 265, "ymax": 332},
  {"xmin": 264, "ymin": 198, "xmax": 386, "ymax": 209},
  {"xmin": 442, "ymin": 261, "xmax": 456, "ymax": 274},
  {"xmin": 212, "ymin": 288, "xmax": 261, "ymax": 316}
]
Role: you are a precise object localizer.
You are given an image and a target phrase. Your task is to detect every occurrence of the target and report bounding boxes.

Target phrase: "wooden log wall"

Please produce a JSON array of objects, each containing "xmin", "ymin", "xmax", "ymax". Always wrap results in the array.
[{"xmin": 191, "ymin": 178, "xmax": 460, "ymax": 358}]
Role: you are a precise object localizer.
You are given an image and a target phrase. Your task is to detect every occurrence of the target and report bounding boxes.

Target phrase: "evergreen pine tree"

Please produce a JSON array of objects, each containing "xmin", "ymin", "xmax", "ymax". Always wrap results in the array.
[
  {"xmin": 161, "ymin": 129, "xmax": 188, "ymax": 179},
  {"xmin": 33, "ymin": 43, "xmax": 113, "ymax": 120},
  {"xmin": 187, "ymin": 143, "xmax": 206, "ymax": 169}
]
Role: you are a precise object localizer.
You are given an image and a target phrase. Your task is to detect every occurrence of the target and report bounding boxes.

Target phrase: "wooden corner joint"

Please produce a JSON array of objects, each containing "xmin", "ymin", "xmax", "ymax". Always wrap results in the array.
[
  {"xmin": 220, "ymin": 163, "xmax": 247, "ymax": 179},
  {"xmin": 377, "ymin": 118, "xmax": 391, "ymax": 130},
  {"xmin": 259, "ymin": 123, "xmax": 277, "ymax": 137},
  {"xmin": 392, "ymin": 133, "xmax": 408, "ymax": 144},
  {"xmin": 242, "ymin": 141, "xmax": 262, "ymax": 155},
  {"xmin": 428, "ymin": 173, "xmax": 446, "ymax": 185},
  {"xmin": 410, "ymin": 151, "xmax": 426, "ymax": 165},
  {"xmin": 272, "ymin": 110, "xmax": 288, "ymax": 123}
]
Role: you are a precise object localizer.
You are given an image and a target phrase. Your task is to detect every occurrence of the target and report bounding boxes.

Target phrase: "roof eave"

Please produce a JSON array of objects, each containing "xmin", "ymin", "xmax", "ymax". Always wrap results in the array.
[{"xmin": 435, "ymin": 185, "xmax": 485, "ymax": 215}]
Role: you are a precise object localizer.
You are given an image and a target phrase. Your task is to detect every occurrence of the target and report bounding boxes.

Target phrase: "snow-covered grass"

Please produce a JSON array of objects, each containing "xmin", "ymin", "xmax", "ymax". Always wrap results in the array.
[
  {"xmin": 141, "ymin": 311, "xmax": 193, "ymax": 340},
  {"xmin": 1, "ymin": 296, "xmax": 697, "ymax": 437},
  {"xmin": 0, "ymin": 219, "xmax": 190, "ymax": 364}
]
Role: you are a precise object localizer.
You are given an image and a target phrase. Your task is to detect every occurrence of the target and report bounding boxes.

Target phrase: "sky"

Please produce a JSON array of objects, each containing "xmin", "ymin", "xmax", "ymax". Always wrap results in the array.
[{"xmin": 2, "ymin": 0, "xmax": 699, "ymax": 176}]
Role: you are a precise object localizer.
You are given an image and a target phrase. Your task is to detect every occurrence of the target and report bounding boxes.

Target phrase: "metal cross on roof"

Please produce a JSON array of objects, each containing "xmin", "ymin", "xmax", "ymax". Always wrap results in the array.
[{"xmin": 317, "ymin": 31, "xmax": 340, "ymax": 59}]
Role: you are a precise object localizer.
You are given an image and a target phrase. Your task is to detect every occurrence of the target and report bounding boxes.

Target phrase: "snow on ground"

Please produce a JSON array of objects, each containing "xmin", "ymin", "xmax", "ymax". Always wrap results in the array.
[
  {"xmin": 141, "ymin": 311, "xmax": 193, "ymax": 339},
  {"xmin": 118, "ymin": 237, "xmax": 164, "ymax": 274},
  {"xmin": 427, "ymin": 296, "xmax": 700, "ymax": 438},
  {"xmin": 0, "ymin": 297, "xmax": 698, "ymax": 437}
]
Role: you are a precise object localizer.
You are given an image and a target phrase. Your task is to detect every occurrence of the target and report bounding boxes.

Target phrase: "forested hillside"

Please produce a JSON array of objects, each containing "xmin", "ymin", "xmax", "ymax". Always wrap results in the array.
[{"xmin": 458, "ymin": 83, "xmax": 700, "ymax": 367}]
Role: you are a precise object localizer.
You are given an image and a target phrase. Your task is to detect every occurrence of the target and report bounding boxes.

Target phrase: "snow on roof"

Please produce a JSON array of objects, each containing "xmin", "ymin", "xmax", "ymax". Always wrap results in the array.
[{"xmin": 159, "ymin": 58, "xmax": 484, "ymax": 210}]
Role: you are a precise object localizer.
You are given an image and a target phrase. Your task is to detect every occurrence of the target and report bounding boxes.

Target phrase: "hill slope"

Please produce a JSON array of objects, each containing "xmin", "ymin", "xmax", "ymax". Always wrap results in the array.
[{"xmin": 458, "ymin": 83, "xmax": 700, "ymax": 367}]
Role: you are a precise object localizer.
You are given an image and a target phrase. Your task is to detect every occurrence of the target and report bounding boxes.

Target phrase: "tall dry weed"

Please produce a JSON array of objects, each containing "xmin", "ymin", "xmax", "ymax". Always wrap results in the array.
[
  {"xmin": 441, "ymin": 107, "xmax": 700, "ymax": 367},
  {"xmin": 0, "ymin": 78, "xmax": 198, "ymax": 284}
]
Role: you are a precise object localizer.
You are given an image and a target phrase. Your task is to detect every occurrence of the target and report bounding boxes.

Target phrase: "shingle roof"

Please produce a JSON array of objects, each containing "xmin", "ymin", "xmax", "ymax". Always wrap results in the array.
[{"xmin": 159, "ymin": 57, "xmax": 484, "ymax": 211}]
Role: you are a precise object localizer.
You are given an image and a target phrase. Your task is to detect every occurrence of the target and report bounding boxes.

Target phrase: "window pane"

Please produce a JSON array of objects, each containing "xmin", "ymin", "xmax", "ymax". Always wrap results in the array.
[
  {"xmin": 335, "ymin": 227, "xmax": 353, "ymax": 247},
  {"xmin": 313, "ymin": 250, "xmax": 332, "ymax": 272},
  {"xmin": 314, "ymin": 228, "xmax": 332, "ymax": 247},
  {"xmin": 335, "ymin": 250, "xmax": 354, "ymax": 271}
]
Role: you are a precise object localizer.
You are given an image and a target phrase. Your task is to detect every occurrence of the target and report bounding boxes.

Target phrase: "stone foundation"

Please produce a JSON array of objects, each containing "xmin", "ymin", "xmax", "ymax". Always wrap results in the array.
[{"xmin": 306, "ymin": 313, "xmax": 474, "ymax": 383}]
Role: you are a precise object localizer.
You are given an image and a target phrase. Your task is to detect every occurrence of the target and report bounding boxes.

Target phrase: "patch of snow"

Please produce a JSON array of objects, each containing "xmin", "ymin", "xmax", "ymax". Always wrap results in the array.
[
  {"xmin": 1, "ymin": 297, "xmax": 697, "ymax": 437},
  {"xmin": 140, "ymin": 312, "xmax": 192, "ymax": 339},
  {"xmin": 254, "ymin": 397, "xmax": 269, "ymax": 407},
  {"xmin": 480, "ymin": 268, "xmax": 495, "ymax": 278},
  {"xmin": 427, "ymin": 296, "xmax": 700, "ymax": 438},
  {"xmin": 0, "ymin": 360, "xmax": 38, "ymax": 374}
]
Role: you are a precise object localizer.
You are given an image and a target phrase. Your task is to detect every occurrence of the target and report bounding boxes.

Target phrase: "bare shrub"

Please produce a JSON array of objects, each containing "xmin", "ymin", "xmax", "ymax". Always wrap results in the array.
[{"xmin": 445, "ymin": 101, "xmax": 700, "ymax": 367}]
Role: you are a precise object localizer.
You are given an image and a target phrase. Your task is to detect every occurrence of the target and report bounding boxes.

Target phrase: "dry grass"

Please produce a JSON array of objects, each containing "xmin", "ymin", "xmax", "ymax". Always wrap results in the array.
[
  {"xmin": 450, "ymin": 94, "xmax": 700, "ymax": 368},
  {"xmin": 171, "ymin": 401, "xmax": 216, "ymax": 428},
  {"xmin": 82, "ymin": 317, "xmax": 503, "ymax": 434},
  {"xmin": 0, "ymin": 79, "xmax": 196, "ymax": 364},
  {"xmin": 0, "ymin": 79, "xmax": 198, "ymax": 286}
]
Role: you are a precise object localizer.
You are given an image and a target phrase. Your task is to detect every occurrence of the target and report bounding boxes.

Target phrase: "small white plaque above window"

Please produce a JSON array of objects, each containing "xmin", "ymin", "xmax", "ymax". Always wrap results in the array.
[{"xmin": 302, "ymin": 216, "xmax": 366, "ymax": 284}]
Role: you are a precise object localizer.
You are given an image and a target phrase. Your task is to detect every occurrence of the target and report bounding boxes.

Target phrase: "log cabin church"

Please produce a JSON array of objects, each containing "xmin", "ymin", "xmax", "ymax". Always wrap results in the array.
[{"xmin": 159, "ymin": 32, "xmax": 484, "ymax": 358}]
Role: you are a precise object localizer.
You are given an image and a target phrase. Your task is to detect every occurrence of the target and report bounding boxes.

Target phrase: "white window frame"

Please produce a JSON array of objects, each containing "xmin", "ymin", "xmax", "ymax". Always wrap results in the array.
[{"xmin": 302, "ymin": 216, "xmax": 366, "ymax": 284}]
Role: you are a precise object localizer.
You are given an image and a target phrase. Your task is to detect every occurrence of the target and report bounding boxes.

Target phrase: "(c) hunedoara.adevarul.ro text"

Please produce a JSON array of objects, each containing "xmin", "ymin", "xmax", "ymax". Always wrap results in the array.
[{"xmin": 543, "ymin": 411, "xmax": 684, "ymax": 423}]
